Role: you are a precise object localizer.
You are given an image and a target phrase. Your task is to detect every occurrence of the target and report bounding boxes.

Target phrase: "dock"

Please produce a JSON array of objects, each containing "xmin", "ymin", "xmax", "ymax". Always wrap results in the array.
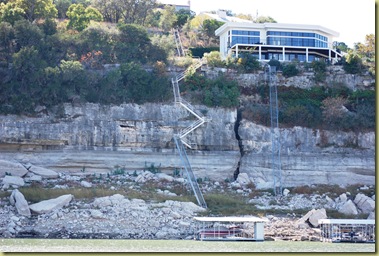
[
  {"xmin": 193, "ymin": 216, "xmax": 269, "ymax": 241},
  {"xmin": 318, "ymin": 219, "xmax": 375, "ymax": 243}
]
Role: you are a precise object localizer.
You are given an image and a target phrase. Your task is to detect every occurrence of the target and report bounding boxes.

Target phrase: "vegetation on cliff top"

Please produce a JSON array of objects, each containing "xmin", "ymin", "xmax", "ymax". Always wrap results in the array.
[{"xmin": 0, "ymin": 0, "xmax": 375, "ymax": 132}]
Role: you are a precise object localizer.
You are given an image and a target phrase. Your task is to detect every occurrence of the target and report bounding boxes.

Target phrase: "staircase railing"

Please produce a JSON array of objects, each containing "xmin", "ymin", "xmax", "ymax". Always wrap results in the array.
[
  {"xmin": 173, "ymin": 28, "xmax": 185, "ymax": 57},
  {"xmin": 174, "ymin": 137, "xmax": 207, "ymax": 208},
  {"xmin": 171, "ymin": 57, "xmax": 208, "ymax": 208}
]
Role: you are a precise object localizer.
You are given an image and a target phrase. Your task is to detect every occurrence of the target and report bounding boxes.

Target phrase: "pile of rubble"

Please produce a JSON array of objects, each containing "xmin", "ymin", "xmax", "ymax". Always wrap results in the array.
[{"xmin": 0, "ymin": 160, "xmax": 375, "ymax": 240}]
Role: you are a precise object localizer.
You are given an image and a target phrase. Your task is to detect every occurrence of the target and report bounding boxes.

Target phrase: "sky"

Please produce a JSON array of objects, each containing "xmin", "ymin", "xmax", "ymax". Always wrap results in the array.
[{"xmin": 187, "ymin": 0, "xmax": 375, "ymax": 48}]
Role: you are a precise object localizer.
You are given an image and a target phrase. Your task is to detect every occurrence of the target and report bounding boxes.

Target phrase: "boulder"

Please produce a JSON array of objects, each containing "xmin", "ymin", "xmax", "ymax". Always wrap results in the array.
[
  {"xmin": 338, "ymin": 200, "xmax": 358, "ymax": 215},
  {"xmin": 339, "ymin": 193, "xmax": 348, "ymax": 204},
  {"xmin": 2, "ymin": 176, "xmax": 25, "ymax": 187},
  {"xmin": 93, "ymin": 196, "xmax": 112, "ymax": 208},
  {"xmin": 308, "ymin": 208, "xmax": 327, "ymax": 227},
  {"xmin": 135, "ymin": 171, "xmax": 155, "ymax": 183},
  {"xmin": 297, "ymin": 209, "xmax": 316, "ymax": 225},
  {"xmin": 155, "ymin": 173, "xmax": 174, "ymax": 182},
  {"xmin": 367, "ymin": 212, "xmax": 375, "ymax": 219},
  {"xmin": 0, "ymin": 160, "xmax": 28, "ymax": 177},
  {"xmin": 283, "ymin": 189, "xmax": 290, "ymax": 196},
  {"xmin": 90, "ymin": 209, "xmax": 104, "ymax": 219},
  {"xmin": 354, "ymin": 193, "xmax": 375, "ymax": 214},
  {"xmin": 28, "ymin": 165, "xmax": 59, "ymax": 179},
  {"xmin": 29, "ymin": 194, "xmax": 73, "ymax": 214},
  {"xmin": 80, "ymin": 180, "xmax": 92, "ymax": 188},
  {"xmin": 10, "ymin": 189, "xmax": 31, "ymax": 217},
  {"xmin": 236, "ymin": 173, "xmax": 251, "ymax": 187}
]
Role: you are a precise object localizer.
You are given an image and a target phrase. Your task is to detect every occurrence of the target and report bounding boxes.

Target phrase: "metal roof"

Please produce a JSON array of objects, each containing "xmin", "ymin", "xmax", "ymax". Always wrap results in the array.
[
  {"xmin": 318, "ymin": 219, "xmax": 375, "ymax": 225},
  {"xmin": 194, "ymin": 216, "xmax": 269, "ymax": 223}
]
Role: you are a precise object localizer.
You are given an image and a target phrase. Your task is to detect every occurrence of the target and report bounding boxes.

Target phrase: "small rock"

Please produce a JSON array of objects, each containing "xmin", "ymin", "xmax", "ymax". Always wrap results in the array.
[{"xmin": 283, "ymin": 188, "xmax": 290, "ymax": 196}]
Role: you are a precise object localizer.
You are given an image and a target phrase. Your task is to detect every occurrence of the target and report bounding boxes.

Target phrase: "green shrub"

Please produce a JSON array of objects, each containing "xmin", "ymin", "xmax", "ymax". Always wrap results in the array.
[
  {"xmin": 204, "ymin": 51, "xmax": 224, "ymax": 67},
  {"xmin": 183, "ymin": 73, "xmax": 240, "ymax": 108},
  {"xmin": 268, "ymin": 59, "xmax": 282, "ymax": 71},
  {"xmin": 237, "ymin": 54, "xmax": 260, "ymax": 73},
  {"xmin": 189, "ymin": 47, "xmax": 219, "ymax": 57},
  {"xmin": 311, "ymin": 60, "xmax": 327, "ymax": 82},
  {"xmin": 342, "ymin": 53, "xmax": 364, "ymax": 74},
  {"xmin": 282, "ymin": 63, "xmax": 299, "ymax": 77}
]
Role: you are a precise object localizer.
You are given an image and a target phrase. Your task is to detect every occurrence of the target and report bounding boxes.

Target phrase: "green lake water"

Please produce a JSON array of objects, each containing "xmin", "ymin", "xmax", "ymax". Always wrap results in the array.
[{"xmin": 0, "ymin": 239, "xmax": 375, "ymax": 253}]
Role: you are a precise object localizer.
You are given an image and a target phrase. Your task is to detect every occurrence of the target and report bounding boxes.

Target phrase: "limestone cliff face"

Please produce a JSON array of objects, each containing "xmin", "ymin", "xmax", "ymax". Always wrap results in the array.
[
  {"xmin": 0, "ymin": 102, "xmax": 374, "ymax": 187},
  {"xmin": 239, "ymin": 121, "xmax": 375, "ymax": 188},
  {"xmin": 0, "ymin": 103, "xmax": 240, "ymax": 181}
]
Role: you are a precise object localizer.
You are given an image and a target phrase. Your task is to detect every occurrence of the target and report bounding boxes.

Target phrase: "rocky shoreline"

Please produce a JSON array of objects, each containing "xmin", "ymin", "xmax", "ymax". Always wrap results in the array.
[{"xmin": 0, "ymin": 160, "xmax": 375, "ymax": 241}]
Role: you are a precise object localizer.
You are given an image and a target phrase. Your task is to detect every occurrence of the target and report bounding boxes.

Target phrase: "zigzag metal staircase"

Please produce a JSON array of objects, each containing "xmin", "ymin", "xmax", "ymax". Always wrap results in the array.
[
  {"xmin": 172, "ymin": 59, "xmax": 207, "ymax": 208},
  {"xmin": 172, "ymin": 28, "xmax": 185, "ymax": 57}
]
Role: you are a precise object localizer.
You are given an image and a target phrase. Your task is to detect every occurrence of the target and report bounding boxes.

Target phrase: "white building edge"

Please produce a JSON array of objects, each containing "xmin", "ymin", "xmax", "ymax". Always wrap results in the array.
[{"xmin": 215, "ymin": 21, "xmax": 343, "ymax": 63}]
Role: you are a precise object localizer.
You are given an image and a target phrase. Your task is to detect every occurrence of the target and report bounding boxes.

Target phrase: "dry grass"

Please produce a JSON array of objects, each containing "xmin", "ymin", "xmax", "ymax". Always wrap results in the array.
[{"xmin": 204, "ymin": 193, "xmax": 259, "ymax": 216}]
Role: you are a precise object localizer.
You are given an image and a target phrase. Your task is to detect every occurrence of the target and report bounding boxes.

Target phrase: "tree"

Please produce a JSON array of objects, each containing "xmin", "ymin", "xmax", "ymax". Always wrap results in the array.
[
  {"xmin": 90, "ymin": 0, "xmax": 122, "ymax": 23},
  {"xmin": 355, "ymin": 34, "xmax": 375, "ymax": 75},
  {"xmin": 202, "ymin": 19, "xmax": 224, "ymax": 45},
  {"xmin": 54, "ymin": 0, "xmax": 71, "ymax": 19},
  {"xmin": 150, "ymin": 34, "xmax": 175, "ymax": 58},
  {"xmin": 119, "ymin": 0, "xmax": 157, "ymax": 25},
  {"xmin": 16, "ymin": 0, "xmax": 58, "ymax": 21},
  {"xmin": 255, "ymin": 16, "xmax": 276, "ymax": 23},
  {"xmin": 342, "ymin": 50, "xmax": 364, "ymax": 74},
  {"xmin": 80, "ymin": 24, "xmax": 117, "ymax": 63},
  {"xmin": 333, "ymin": 41, "xmax": 349, "ymax": 53},
  {"xmin": 59, "ymin": 59, "xmax": 86, "ymax": 95},
  {"xmin": 174, "ymin": 9, "xmax": 195, "ymax": 28},
  {"xmin": 236, "ymin": 13, "xmax": 254, "ymax": 21},
  {"xmin": 66, "ymin": 4, "xmax": 103, "ymax": 32},
  {"xmin": 0, "ymin": 2, "xmax": 25, "ymax": 25},
  {"xmin": 39, "ymin": 18, "xmax": 57, "ymax": 35},
  {"xmin": 13, "ymin": 20, "xmax": 44, "ymax": 50},
  {"xmin": 120, "ymin": 62, "xmax": 169, "ymax": 104},
  {"xmin": 159, "ymin": 5, "xmax": 177, "ymax": 32},
  {"xmin": 0, "ymin": 22, "xmax": 15, "ymax": 64},
  {"xmin": 145, "ymin": 9, "xmax": 161, "ymax": 27},
  {"xmin": 115, "ymin": 23, "xmax": 152, "ymax": 63},
  {"xmin": 11, "ymin": 46, "xmax": 47, "ymax": 102}
]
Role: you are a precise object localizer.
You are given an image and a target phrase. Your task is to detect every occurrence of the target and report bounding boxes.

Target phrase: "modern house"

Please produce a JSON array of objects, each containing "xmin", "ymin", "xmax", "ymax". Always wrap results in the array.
[{"xmin": 215, "ymin": 21, "xmax": 342, "ymax": 63}]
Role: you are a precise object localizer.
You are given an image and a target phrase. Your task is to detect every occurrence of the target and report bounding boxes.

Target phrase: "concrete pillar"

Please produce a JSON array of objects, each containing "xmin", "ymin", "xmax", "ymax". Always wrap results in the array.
[
  {"xmin": 236, "ymin": 45, "xmax": 239, "ymax": 58},
  {"xmin": 254, "ymin": 222, "xmax": 265, "ymax": 241},
  {"xmin": 306, "ymin": 48, "xmax": 309, "ymax": 62},
  {"xmin": 282, "ymin": 47, "xmax": 285, "ymax": 61},
  {"xmin": 329, "ymin": 49, "xmax": 331, "ymax": 62},
  {"xmin": 259, "ymin": 45, "xmax": 262, "ymax": 60}
]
